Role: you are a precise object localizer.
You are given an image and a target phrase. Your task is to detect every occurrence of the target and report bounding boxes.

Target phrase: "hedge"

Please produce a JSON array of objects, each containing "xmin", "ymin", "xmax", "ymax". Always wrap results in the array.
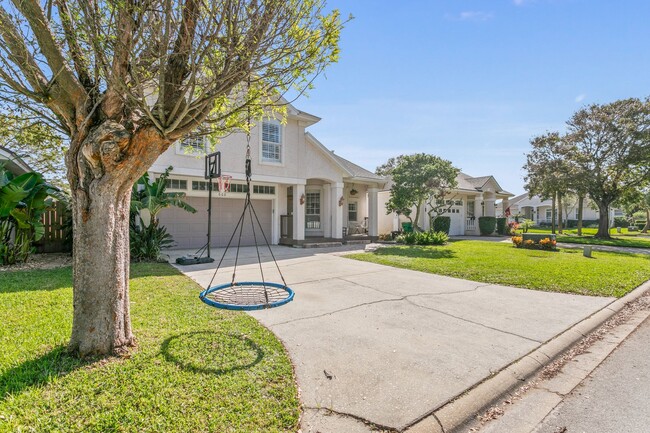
[
  {"xmin": 496, "ymin": 217, "xmax": 507, "ymax": 235},
  {"xmin": 478, "ymin": 216, "xmax": 496, "ymax": 235},
  {"xmin": 432, "ymin": 216, "xmax": 451, "ymax": 234}
]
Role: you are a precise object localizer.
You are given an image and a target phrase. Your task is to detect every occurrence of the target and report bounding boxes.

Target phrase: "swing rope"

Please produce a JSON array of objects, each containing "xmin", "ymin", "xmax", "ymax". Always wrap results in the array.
[{"xmin": 199, "ymin": 90, "xmax": 293, "ymax": 311}]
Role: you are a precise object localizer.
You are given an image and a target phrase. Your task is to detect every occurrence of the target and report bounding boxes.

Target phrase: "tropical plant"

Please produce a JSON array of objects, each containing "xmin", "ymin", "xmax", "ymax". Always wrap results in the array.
[
  {"xmin": 130, "ymin": 167, "xmax": 196, "ymax": 261},
  {"xmin": 395, "ymin": 230, "xmax": 448, "ymax": 246},
  {"xmin": 0, "ymin": 165, "xmax": 60, "ymax": 264}
]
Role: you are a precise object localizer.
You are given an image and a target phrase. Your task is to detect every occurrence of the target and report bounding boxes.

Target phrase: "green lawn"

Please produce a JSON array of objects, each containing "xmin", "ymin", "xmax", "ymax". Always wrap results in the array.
[
  {"xmin": 0, "ymin": 263, "xmax": 299, "ymax": 433},
  {"xmin": 522, "ymin": 227, "xmax": 650, "ymax": 249},
  {"xmin": 348, "ymin": 240, "xmax": 650, "ymax": 297}
]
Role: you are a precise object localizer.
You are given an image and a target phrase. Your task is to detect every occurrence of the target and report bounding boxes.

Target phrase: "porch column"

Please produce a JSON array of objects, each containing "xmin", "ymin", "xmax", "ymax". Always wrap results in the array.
[
  {"xmin": 484, "ymin": 198, "xmax": 496, "ymax": 217},
  {"xmin": 368, "ymin": 187, "xmax": 379, "ymax": 238},
  {"xmin": 331, "ymin": 182, "xmax": 344, "ymax": 239},
  {"xmin": 322, "ymin": 185, "xmax": 331, "ymax": 237},
  {"xmin": 292, "ymin": 183, "xmax": 305, "ymax": 241},
  {"xmin": 501, "ymin": 198, "xmax": 510, "ymax": 219}
]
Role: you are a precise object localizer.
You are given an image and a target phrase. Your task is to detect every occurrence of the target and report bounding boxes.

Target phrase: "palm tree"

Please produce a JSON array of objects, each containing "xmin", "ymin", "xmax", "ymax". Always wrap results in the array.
[{"xmin": 130, "ymin": 166, "xmax": 196, "ymax": 261}]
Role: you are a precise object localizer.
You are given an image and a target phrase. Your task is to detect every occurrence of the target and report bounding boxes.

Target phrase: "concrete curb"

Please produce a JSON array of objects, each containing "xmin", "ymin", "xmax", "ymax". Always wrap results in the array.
[{"xmin": 405, "ymin": 279, "xmax": 650, "ymax": 433}]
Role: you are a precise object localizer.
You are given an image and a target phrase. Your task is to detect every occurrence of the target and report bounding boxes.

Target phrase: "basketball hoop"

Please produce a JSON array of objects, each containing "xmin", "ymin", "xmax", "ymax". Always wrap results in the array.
[{"xmin": 216, "ymin": 175, "xmax": 232, "ymax": 194}]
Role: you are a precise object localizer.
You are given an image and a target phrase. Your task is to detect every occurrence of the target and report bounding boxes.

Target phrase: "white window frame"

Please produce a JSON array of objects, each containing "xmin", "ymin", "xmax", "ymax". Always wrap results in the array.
[
  {"xmin": 260, "ymin": 119, "xmax": 283, "ymax": 166},
  {"xmin": 176, "ymin": 134, "xmax": 206, "ymax": 155},
  {"xmin": 305, "ymin": 190, "xmax": 321, "ymax": 230},
  {"xmin": 348, "ymin": 201, "xmax": 358, "ymax": 222}
]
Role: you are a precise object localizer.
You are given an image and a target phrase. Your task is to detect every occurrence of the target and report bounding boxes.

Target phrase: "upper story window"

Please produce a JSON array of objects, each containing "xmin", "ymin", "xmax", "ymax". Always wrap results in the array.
[
  {"xmin": 164, "ymin": 178, "xmax": 187, "ymax": 190},
  {"xmin": 262, "ymin": 120, "xmax": 282, "ymax": 163},
  {"xmin": 180, "ymin": 134, "xmax": 205, "ymax": 153}
]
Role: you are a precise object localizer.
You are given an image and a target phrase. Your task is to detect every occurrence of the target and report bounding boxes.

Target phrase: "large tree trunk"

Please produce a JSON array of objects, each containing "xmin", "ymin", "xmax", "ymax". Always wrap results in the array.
[
  {"xmin": 557, "ymin": 193, "xmax": 563, "ymax": 234},
  {"xmin": 643, "ymin": 209, "xmax": 649, "ymax": 234},
  {"xmin": 66, "ymin": 122, "xmax": 169, "ymax": 357},
  {"xmin": 595, "ymin": 201, "xmax": 611, "ymax": 239},
  {"xmin": 551, "ymin": 195, "xmax": 556, "ymax": 234},
  {"xmin": 577, "ymin": 195, "xmax": 584, "ymax": 236},
  {"xmin": 68, "ymin": 182, "xmax": 134, "ymax": 356}
]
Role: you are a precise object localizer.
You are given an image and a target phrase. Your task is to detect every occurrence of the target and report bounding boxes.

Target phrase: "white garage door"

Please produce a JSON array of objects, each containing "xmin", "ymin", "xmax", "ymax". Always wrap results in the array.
[{"xmin": 158, "ymin": 196, "xmax": 273, "ymax": 249}]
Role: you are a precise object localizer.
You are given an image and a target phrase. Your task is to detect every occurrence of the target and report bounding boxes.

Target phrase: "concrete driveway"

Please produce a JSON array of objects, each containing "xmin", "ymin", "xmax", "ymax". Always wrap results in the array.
[{"xmin": 170, "ymin": 245, "xmax": 614, "ymax": 432}]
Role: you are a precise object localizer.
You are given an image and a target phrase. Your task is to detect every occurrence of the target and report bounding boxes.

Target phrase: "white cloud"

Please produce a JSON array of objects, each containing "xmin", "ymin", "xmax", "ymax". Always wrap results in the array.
[
  {"xmin": 445, "ymin": 11, "xmax": 494, "ymax": 22},
  {"xmin": 575, "ymin": 94, "xmax": 586, "ymax": 103}
]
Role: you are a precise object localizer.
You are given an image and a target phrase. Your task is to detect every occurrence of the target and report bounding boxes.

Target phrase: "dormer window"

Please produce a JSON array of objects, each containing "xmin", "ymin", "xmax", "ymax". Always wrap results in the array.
[{"xmin": 261, "ymin": 120, "xmax": 282, "ymax": 163}]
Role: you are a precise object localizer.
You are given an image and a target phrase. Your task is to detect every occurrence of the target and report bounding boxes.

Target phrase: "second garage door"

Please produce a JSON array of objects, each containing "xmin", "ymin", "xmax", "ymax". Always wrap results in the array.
[{"xmin": 158, "ymin": 196, "xmax": 273, "ymax": 249}]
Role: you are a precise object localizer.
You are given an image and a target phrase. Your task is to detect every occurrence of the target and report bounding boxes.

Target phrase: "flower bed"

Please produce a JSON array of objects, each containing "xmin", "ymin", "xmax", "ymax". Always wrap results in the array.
[{"xmin": 512, "ymin": 235, "xmax": 557, "ymax": 251}]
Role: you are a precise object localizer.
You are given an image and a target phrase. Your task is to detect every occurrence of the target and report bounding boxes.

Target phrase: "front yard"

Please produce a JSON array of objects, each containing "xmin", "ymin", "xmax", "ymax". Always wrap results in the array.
[
  {"xmin": 523, "ymin": 227, "xmax": 650, "ymax": 249},
  {"xmin": 348, "ymin": 240, "xmax": 650, "ymax": 297},
  {"xmin": 0, "ymin": 263, "xmax": 299, "ymax": 433}
]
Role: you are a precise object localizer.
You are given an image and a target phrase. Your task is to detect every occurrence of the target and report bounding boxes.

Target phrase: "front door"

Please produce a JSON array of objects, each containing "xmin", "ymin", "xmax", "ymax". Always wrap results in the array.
[{"xmin": 305, "ymin": 190, "xmax": 323, "ymax": 236}]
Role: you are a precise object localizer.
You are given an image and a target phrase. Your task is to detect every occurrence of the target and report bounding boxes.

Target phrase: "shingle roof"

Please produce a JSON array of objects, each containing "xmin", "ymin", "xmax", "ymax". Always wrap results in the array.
[{"xmin": 330, "ymin": 152, "xmax": 385, "ymax": 181}]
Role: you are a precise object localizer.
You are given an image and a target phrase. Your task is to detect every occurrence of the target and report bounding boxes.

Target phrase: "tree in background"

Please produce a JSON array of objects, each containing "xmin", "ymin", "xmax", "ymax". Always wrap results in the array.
[
  {"xmin": 618, "ymin": 187, "xmax": 650, "ymax": 233},
  {"xmin": 566, "ymin": 98, "xmax": 650, "ymax": 238},
  {"xmin": 0, "ymin": 114, "xmax": 67, "ymax": 189},
  {"xmin": 0, "ymin": 0, "xmax": 343, "ymax": 356},
  {"xmin": 380, "ymin": 153, "xmax": 459, "ymax": 232}
]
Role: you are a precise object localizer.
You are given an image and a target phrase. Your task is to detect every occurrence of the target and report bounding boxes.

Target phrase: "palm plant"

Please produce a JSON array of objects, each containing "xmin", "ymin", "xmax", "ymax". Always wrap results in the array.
[
  {"xmin": 130, "ymin": 166, "xmax": 196, "ymax": 261},
  {"xmin": 0, "ymin": 164, "xmax": 61, "ymax": 264}
]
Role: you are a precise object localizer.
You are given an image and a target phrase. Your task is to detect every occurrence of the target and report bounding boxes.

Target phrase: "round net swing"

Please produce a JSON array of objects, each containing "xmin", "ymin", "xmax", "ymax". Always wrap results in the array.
[{"xmin": 199, "ymin": 123, "xmax": 294, "ymax": 311}]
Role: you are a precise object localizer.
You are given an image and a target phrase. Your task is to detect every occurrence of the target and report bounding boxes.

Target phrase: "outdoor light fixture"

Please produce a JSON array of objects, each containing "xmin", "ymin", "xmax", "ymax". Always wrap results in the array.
[
  {"xmin": 300, "ymin": 193, "xmax": 305, "ymax": 205},
  {"xmin": 339, "ymin": 196, "xmax": 345, "ymax": 206}
]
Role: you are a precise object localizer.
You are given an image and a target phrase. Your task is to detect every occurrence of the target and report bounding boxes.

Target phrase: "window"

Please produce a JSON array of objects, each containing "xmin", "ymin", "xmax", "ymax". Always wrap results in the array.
[
  {"xmin": 192, "ymin": 180, "xmax": 215, "ymax": 191},
  {"xmin": 230, "ymin": 183, "xmax": 248, "ymax": 193},
  {"xmin": 253, "ymin": 185, "xmax": 276, "ymax": 195},
  {"xmin": 467, "ymin": 201, "xmax": 475, "ymax": 217},
  {"xmin": 546, "ymin": 209, "xmax": 553, "ymax": 221},
  {"xmin": 348, "ymin": 202, "xmax": 358, "ymax": 222},
  {"xmin": 575, "ymin": 209, "xmax": 580, "ymax": 219},
  {"xmin": 180, "ymin": 134, "xmax": 205, "ymax": 153},
  {"xmin": 455, "ymin": 200, "xmax": 463, "ymax": 206},
  {"xmin": 305, "ymin": 192, "xmax": 320, "ymax": 229},
  {"xmin": 262, "ymin": 120, "xmax": 282, "ymax": 163},
  {"xmin": 164, "ymin": 178, "xmax": 187, "ymax": 190}
]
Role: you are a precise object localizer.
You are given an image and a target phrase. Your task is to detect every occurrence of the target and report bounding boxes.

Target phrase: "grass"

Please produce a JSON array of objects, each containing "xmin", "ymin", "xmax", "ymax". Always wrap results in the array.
[
  {"xmin": 347, "ymin": 240, "xmax": 650, "ymax": 298},
  {"xmin": 0, "ymin": 263, "xmax": 299, "ymax": 433},
  {"xmin": 522, "ymin": 227, "xmax": 650, "ymax": 249}
]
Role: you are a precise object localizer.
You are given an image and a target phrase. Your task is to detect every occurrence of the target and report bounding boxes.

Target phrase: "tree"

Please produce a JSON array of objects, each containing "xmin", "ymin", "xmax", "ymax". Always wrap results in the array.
[
  {"xmin": 0, "ymin": 0, "xmax": 342, "ymax": 356},
  {"xmin": 523, "ymin": 132, "xmax": 573, "ymax": 234},
  {"xmin": 381, "ymin": 153, "xmax": 459, "ymax": 232},
  {"xmin": 618, "ymin": 187, "xmax": 650, "ymax": 233},
  {"xmin": 565, "ymin": 98, "xmax": 650, "ymax": 238},
  {"xmin": 0, "ymin": 114, "xmax": 68, "ymax": 189}
]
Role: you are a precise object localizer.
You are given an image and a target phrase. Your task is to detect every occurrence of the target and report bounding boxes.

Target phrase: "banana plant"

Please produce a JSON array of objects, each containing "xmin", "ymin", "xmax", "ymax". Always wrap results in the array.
[{"xmin": 0, "ymin": 164, "xmax": 61, "ymax": 264}]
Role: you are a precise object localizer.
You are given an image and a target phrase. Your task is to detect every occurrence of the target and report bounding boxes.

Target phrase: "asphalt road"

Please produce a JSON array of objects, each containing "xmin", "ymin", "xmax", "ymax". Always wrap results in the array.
[{"xmin": 533, "ymin": 316, "xmax": 650, "ymax": 433}]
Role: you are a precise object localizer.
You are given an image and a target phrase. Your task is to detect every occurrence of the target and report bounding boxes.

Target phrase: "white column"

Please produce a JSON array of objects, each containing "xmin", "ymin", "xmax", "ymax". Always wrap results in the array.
[
  {"xmin": 501, "ymin": 198, "xmax": 510, "ymax": 219},
  {"xmin": 368, "ymin": 187, "xmax": 379, "ymax": 237},
  {"xmin": 331, "ymin": 182, "xmax": 344, "ymax": 239},
  {"xmin": 323, "ymin": 185, "xmax": 331, "ymax": 237},
  {"xmin": 292, "ymin": 183, "xmax": 305, "ymax": 241},
  {"xmin": 271, "ymin": 198, "xmax": 278, "ymax": 244},
  {"xmin": 392, "ymin": 213, "xmax": 400, "ymax": 232},
  {"xmin": 484, "ymin": 199, "xmax": 496, "ymax": 217}
]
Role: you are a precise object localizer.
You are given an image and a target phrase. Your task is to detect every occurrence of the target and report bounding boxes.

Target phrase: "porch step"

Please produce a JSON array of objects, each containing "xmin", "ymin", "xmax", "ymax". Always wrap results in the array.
[
  {"xmin": 344, "ymin": 239, "xmax": 371, "ymax": 245},
  {"xmin": 300, "ymin": 241, "xmax": 344, "ymax": 248}
]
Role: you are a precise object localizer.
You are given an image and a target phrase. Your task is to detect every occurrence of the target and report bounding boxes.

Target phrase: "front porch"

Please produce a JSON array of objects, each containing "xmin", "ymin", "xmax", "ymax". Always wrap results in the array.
[{"xmin": 279, "ymin": 234, "xmax": 372, "ymax": 248}]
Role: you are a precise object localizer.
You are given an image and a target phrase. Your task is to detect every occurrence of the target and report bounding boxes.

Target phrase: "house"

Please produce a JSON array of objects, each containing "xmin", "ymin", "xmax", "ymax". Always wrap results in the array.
[
  {"xmin": 0, "ymin": 146, "xmax": 31, "ymax": 176},
  {"xmin": 506, "ymin": 193, "xmax": 621, "ymax": 227},
  {"xmin": 151, "ymin": 103, "xmax": 387, "ymax": 249},
  {"xmin": 378, "ymin": 172, "xmax": 514, "ymax": 236}
]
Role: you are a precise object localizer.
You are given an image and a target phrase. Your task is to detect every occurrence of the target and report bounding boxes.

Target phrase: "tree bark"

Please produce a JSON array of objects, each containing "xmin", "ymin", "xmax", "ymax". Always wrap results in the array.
[
  {"xmin": 66, "ymin": 123, "xmax": 168, "ymax": 357},
  {"xmin": 68, "ymin": 182, "xmax": 134, "ymax": 356},
  {"xmin": 577, "ymin": 195, "xmax": 584, "ymax": 236},
  {"xmin": 643, "ymin": 209, "xmax": 649, "ymax": 234},
  {"xmin": 595, "ymin": 201, "xmax": 611, "ymax": 239},
  {"xmin": 551, "ymin": 195, "xmax": 556, "ymax": 234},
  {"xmin": 557, "ymin": 193, "xmax": 563, "ymax": 234}
]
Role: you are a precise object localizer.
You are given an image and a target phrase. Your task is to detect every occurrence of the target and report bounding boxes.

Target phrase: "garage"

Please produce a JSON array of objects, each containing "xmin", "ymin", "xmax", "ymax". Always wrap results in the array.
[{"xmin": 158, "ymin": 196, "xmax": 273, "ymax": 249}]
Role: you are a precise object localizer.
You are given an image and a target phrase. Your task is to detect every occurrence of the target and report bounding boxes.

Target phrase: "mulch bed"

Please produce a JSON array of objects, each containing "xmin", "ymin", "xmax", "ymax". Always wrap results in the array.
[{"xmin": 0, "ymin": 253, "xmax": 72, "ymax": 272}]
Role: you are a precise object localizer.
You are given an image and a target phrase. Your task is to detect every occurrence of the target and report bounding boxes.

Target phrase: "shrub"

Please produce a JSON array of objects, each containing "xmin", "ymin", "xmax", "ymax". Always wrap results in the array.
[
  {"xmin": 513, "ymin": 235, "xmax": 557, "ymax": 251},
  {"xmin": 538, "ymin": 237, "xmax": 557, "ymax": 250},
  {"xmin": 496, "ymin": 217, "xmax": 507, "ymax": 235},
  {"xmin": 130, "ymin": 221, "xmax": 175, "ymax": 262},
  {"xmin": 506, "ymin": 221, "xmax": 519, "ymax": 235},
  {"xmin": 614, "ymin": 217, "xmax": 630, "ymax": 228},
  {"xmin": 524, "ymin": 239, "xmax": 535, "ymax": 248},
  {"xmin": 519, "ymin": 219, "xmax": 534, "ymax": 233},
  {"xmin": 431, "ymin": 216, "xmax": 451, "ymax": 234},
  {"xmin": 635, "ymin": 221, "xmax": 647, "ymax": 230},
  {"xmin": 511, "ymin": 236, "xmax": 523, "ymax": 247},
  {"xmin": 378, "ymin": 232, "xmax": 393, "ymax": 241},
  {"xmin": 478, "ymin": 216, "xmax": 496, "ymax": 235},
  {"xmin": 396, "ymin": 230, "xmax": 448, "ymax": 246}
]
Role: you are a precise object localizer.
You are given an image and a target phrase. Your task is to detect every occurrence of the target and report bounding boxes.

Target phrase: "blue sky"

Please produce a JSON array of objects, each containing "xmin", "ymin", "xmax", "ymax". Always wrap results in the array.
[{"xmin": 291, "ymin": 0, "xmax": 650, "ymax": 195}]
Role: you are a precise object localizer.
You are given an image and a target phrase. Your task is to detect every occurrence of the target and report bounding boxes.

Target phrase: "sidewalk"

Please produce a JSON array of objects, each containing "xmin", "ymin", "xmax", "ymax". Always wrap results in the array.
[{"xmin": 171, "ymin": 245, "xmax": 646, "ymax": 433}]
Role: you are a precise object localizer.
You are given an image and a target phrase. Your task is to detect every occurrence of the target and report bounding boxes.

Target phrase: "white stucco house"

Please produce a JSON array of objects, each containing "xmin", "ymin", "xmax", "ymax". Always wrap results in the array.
[
  {"xmin": 378, "ymin": 173, "xmax": 514, "ymax": 236},
  {"xmin": 506, "ymin": 193, "xmax": 622, "ymax": 226},
  {"xmin": 151, "ymin": 103, "xmax": 386, "ymax": 249}
]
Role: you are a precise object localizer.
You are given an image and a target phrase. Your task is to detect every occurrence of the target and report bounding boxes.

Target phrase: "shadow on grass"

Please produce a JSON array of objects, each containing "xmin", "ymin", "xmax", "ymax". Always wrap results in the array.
[
  {"xmin": 371, "ymin": 246, "xmax": 456, "ymax": 260},
  {"xmin": 130, "ymin": 262, "xmax": 182, "ymax": 279},
  {"xmin": 161, "ymin": 331, "xmax": 264, "ymax": 375},
  {"xmin": 1, "ymin": 346, "xmax": 92, "ymax": 400}
]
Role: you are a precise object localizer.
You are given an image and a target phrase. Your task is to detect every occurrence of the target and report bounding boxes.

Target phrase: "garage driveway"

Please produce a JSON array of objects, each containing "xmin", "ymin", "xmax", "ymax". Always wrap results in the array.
[{"xmin": 170, "ymin": 245, "xmax": 614, "ymax": 432}]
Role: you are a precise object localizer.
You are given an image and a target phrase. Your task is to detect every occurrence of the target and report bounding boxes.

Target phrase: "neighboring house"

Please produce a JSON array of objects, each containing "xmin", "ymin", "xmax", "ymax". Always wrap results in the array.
[
  {"xmin": 0, "ymin": 146, "xmax": 31, "ymax": 176},
  {"xmin": 378, "ymin": 172, "xmax": 514, "ymax": 236},
  {"xmin": 506, "ymin": 194, "xmax": 621, "ymax": 226},
  {"xmin": 152, "ymin": 103, "xmax": 387, "ymax": 249}
]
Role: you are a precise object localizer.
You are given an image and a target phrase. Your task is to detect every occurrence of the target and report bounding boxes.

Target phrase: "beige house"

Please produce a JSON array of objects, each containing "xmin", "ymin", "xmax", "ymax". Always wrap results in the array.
[
  {"xmin": 0, "ymin": 146, "xmax": 31, "ymax": 176},
  {"xmin": 151, "ymin": 103, "xmax": 386, "ymax": 248},
  {"xmin": 378, "ymin": 173, "xmax": 514, "ymax": 236}
]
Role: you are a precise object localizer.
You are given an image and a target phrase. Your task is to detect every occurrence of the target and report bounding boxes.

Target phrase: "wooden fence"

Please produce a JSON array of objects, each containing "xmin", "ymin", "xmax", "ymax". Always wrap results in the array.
[{"xmin": 35, "ymin": 201, "xmax": 69, "ymax": 253}]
